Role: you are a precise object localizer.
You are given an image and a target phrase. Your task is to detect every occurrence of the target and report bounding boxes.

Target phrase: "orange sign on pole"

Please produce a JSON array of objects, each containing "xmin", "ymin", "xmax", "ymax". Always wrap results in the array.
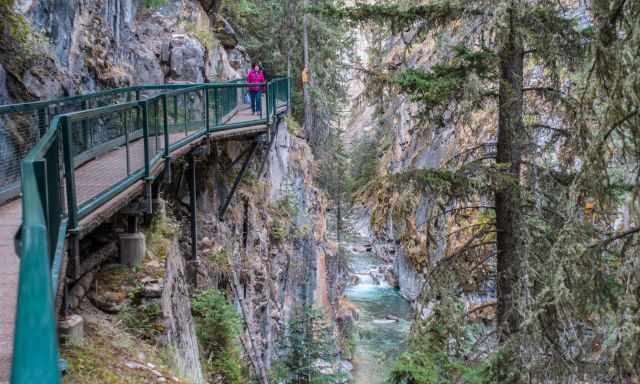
[{"xmin": 302, "ymin": 67, "xmax": 310, "ymax": 84}]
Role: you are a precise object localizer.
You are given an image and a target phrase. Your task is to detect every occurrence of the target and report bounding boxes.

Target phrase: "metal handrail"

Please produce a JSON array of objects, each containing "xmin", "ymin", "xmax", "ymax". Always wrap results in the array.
[{"xmin": 9, "ymin": 77, "xmax": 290, "ymax": 383}]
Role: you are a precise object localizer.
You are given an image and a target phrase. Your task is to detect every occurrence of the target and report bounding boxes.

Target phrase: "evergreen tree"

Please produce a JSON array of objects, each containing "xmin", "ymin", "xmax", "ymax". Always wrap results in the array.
[
  {"xmin": 314, "ymin": 0, "xmax": 639, "ymax": 382},
  {"xmin": 284, "ymin": 306, "xmax": 344, "ymax": 384}
]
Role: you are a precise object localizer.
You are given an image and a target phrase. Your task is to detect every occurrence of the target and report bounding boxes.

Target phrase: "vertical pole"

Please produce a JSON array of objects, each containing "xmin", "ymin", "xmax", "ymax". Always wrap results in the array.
[
  {"xmin": 135, "ymin": 90, "xmax": 141, "ymax": 134},
  {"xmin": 33, "ymin": 159, "xmax": 49, "ymax": 255},
  {"xmin": 141, "ymin": 101, "xmax": 150, "ymax": 178},
  {"xmin": 213, "ymin": 87, "xmax": 220, "ymax": 126},
  {"xmin": 62, "ymin": 116, "xmax": 78, "ymax": 231},
  {"xmin": 81, "ymin": 100, "xmax": 91, "ymax": 151},
  {"xmin": 38, "ymin": 108, "xmax": 47, "ymax": 138},
  {"xmin": 265, "ymin": 82, "xmax": 271, "ymax": 124},
  {"xmin": 163, "ymin": 95, "xmax": 170, "ymax": 155},
  {"xmin": 184, "ymin": 93, "xmax": 188, "ymax": 136},
  {"xmin": 124, "ymin": 109, "xmax": 130, "ymax": 176},
  {"xmin": 173, "ymin": 94, "xmax": 178, "ymax": 130},
  {"xmin": 141, "ymin": 101, "xmax": 152, "ymax": 214},
  {"xmin": 162, "ymin": 95, "xmax": 171, "ymax": 182},
  {"xmin": 154, "ymin": 101, "xmax": 160, "ymax": 156},
  {"xmin": 188, "ymin": 155, "xmax": 197, "ymax": 262},
  {"xmin": 287, "ymin": 77, "xmax": 292, "ymax": 115},
  {"xmin": 204, "ymin": 89, "xmax": 210, "ymax": 133},
  {"xmin": 46, "ymin": 134, "xmax": 63, "ymax": 262}
]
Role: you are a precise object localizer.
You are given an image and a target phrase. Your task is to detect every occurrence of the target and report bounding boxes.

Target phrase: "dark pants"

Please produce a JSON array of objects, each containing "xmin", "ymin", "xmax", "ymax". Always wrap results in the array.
[{"xmin": 249, "ymin": 90, "xmax": 262, "ymax": 114}]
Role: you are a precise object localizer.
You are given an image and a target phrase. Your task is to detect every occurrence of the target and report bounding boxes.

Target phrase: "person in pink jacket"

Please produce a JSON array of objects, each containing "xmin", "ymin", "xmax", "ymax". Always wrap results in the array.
[{"xmin": 247, "ymin": 63, "xmax": 265, "ymax": 115}]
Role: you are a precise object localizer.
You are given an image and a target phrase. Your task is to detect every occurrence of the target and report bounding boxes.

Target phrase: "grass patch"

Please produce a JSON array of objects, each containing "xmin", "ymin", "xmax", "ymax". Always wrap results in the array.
[
  {"xmin": 61, "ymin": 322, "xmax": 182, "ymax": 384},
  {"xmin": 121, "ymin": 302, "xmax": 165, "ymax": 341},
  {"xmin": 285, "ymin": 115, "xmax": 302, "ymax": 136}
]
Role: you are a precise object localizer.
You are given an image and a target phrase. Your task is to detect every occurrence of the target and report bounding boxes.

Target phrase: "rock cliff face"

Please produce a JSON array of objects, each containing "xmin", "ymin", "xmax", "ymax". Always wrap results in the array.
[
  {"xmin": 346, "ymin": 23, "xmax": 491, "ymax": 304},
  {"xmin": 188, "ymin": 119, "xmax": 338, "ymax": 371},
  {"xmin": 2, "ymin": 1, "xmax": 341, "ymax": 381},
  {"xmin": 161, "ymin": 240, "xmax": 205, "ymax": 384},
  {"xmin": 4, "ymin": 0, "xmax": 249, "ymax": 99}
]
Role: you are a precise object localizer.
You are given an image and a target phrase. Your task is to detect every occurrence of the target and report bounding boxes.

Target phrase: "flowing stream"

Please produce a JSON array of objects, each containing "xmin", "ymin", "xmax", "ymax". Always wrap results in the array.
[{"xmin": 344, "ymin": 239, "xmax": 412, "ymax": 384}]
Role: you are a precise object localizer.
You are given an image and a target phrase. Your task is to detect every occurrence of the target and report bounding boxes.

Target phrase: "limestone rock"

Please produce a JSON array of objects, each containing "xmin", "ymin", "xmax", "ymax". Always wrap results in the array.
[
  {"xmin": 213, "ymin": 16, "xmax": 239, "ymax": 49},
  {"xmin": 167, "ymin": 34, "xmax": 205, "ymax": 83}
]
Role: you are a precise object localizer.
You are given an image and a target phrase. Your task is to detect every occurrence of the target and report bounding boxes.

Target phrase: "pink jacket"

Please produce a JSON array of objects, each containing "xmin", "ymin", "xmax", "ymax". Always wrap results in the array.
[{"xmin": 247, "ymin": 69, "xmax": 265, "ymax": 92}]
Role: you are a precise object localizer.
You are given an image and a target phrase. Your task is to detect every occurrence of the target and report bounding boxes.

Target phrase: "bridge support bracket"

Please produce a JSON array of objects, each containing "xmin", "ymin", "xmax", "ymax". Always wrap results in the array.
[{"xmin": 218, "ymin": 140, "xmax": 259, "ymax": 221}]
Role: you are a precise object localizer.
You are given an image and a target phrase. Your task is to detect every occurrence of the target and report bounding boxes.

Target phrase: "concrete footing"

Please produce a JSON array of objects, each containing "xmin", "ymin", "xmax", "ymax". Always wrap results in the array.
[
  {"xmin": 120, "ymin": 232, "xmax": 146, "ymax": 265},
  {"xmin": 58, "ymin": 314, "xmax": 84, "ymax": 343}
]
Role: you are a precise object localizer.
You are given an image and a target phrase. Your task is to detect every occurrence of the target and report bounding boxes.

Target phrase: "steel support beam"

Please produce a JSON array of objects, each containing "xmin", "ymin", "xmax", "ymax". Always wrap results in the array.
[
  {"xmin": 218, "ymin": 140, "xmax": 259, "ymax": 220},
  {"xmin": 188, "ymin": 154, "xmax": 197, "ymax": 262}
]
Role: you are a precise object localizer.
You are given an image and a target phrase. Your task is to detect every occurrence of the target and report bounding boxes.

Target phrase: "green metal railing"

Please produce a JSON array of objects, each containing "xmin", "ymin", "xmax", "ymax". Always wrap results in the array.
[
  {"xmin": 0, "ymin": 83, "xmax": 201, "ymax": 204},
  {"xmin": 9, "ymin": 77, "xmax": 290, "ymax": 383}
]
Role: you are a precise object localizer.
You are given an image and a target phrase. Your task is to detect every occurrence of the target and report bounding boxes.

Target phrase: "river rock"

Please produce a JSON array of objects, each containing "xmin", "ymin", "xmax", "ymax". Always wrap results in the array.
[
  {"xmin": 143, "ymin": 282, "xmax": 163, "ymax": 298},
  {"xmin": 385, "ymin": 269, "xmax": 399, "ymax": 288},
  {"xmin": 372, "ymin": 319, "xmax": 396, "ymax": 324},
  {"xmin": 339, "ymin": 360, "xmax": 353, "ymax": 372},
  {"xmin": 369, "ymin": 271, "xmax": 381, "ymax": 285}
]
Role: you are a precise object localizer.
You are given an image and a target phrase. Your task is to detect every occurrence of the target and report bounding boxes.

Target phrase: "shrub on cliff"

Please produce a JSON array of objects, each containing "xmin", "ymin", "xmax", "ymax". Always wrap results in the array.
[{"xmin": 192, "ymin": 288, "xmax": 245, "ymax": 384}]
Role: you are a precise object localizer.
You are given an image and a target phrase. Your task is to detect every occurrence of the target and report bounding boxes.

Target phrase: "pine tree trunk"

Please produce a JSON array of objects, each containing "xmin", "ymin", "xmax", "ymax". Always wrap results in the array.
[{"xmin": 495, "ymin": 2, "xmax": 524, "ymax": 382}]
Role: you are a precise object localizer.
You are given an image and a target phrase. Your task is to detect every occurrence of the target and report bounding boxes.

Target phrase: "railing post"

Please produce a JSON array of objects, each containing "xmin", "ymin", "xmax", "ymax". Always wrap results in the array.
[
  {"xmin": 204, "ymin": 88, "xmax": 210, "ymax": 133},
  {"xmin": 162, "ymin": 95, "xmax": 172, "ymax": 182},
  {"xmin": 154, "ymin": 101, "xmax": 160, "ymax": 156},
  {"xmin": 265, "ymin": 82, "xmax": 271, "ymax": 125},
  {"xmin": 135, "ymin": 90, "xmax": 141, "ymax": 134},
  {"xmin": 124, "ymin": 110, "xmax": 131, "ymax": 176},
  {"xmin": 141, "ymin": 101, "xmax": 150, "ymax": 178},
  {"xmin": 213, "ymin": 87, "xmax": 220, "ymax": 127},
  {"xmin": 46, "ymin": 134, "xmax": 63, "ymax": 262},
  {"xmin": 33, "ymin": 159, "xmax": 49, "ymax": 251},
  {"xmin": 163, "ymin": 95, "xmax": 170, "ymax": 155},
  {"xmin": 80, "ymin": 100, "xmax": 90, "ymax": 151},
  {"xmin": 183, "ymin": 93, "xmax": 188, "ymax": 136},
  {"xmin": 141, "ymin": 100, "xmax": 153, "ymax": 213},
  {"xmin": 61, "ymin": 116, "xmax": 78, "ymax": 231},
  {"xmin": 287, "ymin": 77, "xmax": 292, "ymax": 115}
]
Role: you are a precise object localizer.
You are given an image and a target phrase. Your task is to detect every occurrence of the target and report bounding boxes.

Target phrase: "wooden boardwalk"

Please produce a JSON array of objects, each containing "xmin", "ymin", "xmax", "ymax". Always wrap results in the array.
[
  {"xmin": 0, "ymin": 103, "xmax": 274, "ymax": 382},
  {"xmin": 0, "ymin": 199, "xmax": 20, "ymax": 384}
]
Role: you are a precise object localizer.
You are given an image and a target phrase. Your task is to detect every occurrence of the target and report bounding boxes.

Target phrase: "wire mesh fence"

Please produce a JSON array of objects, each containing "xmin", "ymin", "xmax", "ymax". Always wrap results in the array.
[{"xmin": 0, "ymin": 80, "xmax": 289, "ymax": 205}]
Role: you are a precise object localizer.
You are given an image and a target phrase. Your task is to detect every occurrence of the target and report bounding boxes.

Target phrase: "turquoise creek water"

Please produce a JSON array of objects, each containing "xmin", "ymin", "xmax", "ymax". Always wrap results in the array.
[{"xmin": 344, "ymin": 241, "xmax": 412, "ymax": 384}]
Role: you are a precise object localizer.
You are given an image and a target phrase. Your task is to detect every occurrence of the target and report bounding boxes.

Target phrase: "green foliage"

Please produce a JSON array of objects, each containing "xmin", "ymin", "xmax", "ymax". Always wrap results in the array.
[
  {"xmin": 224, "ymin": 0, "xmax": 351, "ymax": 144},
  {"xmin": 285, "ymin": 115, "xmax": 302, "ymax": 136},
  {"xmin": 390, "ymin": 298, "xmax": 490, "ymax": 384},
  {"xmin": 0, "ymin": 0, "xmax": 30, "ymax": 46},
  {"xmin": 280, "ymin": 306, "xmax": 345, "ymax": 384},
  {"xmin": 271, "ymin": 219, "xmax": 288, "ymax": 243},
  {"xmin": 277, "ymin": 194, "xmax": 299, "ymax": 218},
  {"xmin": 144, "ymin": 0, "xmax": 168, "ymax": 9},
  {"xmin": 0, "ymin": 0, "xmax": 50, "ymax": 75},
  {"xmin": 349, "ymin": 133, "xmax": 380, "ymax": 193},
  {"xmin": 312, "ymin": 2, "xmax": 465, "ymax": 31},
  {"xmin": 392, "ymin": 349, "xmax": 488, "ymax": 384},
  {"xmin": 208, "ymin": 249, "xmax": 231, "ymax": 270},
  {"xmin": 392, "ymin": 45, "xmax": 495, "ymax": 109},
  {"xmin": 192, "ymin": 289, "xmax": 245, "ymax": 384},
  {"xmin": 120, "ymin": 302, "xmax": 164, "ymax": 341}
]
